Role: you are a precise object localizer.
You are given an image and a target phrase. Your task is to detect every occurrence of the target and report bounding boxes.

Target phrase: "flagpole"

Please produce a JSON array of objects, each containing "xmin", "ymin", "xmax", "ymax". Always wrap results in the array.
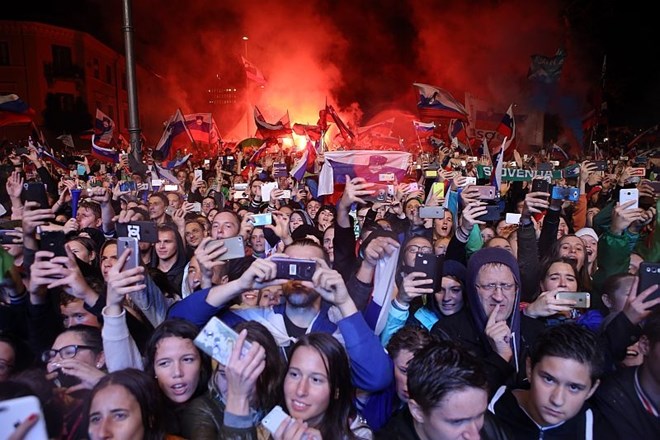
[
  {"xmin": 413, "ymin": 121, "xmax": 423, "ymax": 154},
  {"xmin": 121, "ymin": 0, "xmax": 142, "ymax": 158},
  {"xmin": 243, "ymin": 36, "xmax": 250, "ymax": 138}
]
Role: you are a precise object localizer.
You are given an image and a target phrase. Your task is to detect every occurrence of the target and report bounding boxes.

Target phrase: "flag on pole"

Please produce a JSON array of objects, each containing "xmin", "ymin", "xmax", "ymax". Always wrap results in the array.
[
  {"xmin": 254, "ymin": 107, "xmax": 292, "ymax": 139},
  {"xmin": 413, "ymin": 120, "xmax": 436, "ymax": 133},
  {"xmin": 490, "ymin": 137, "xmax": 506, "ymax": 195},
  {"xmin": 241, "ymin": 56, "xmax": 267, "ymax": 86},
  {"xmin": 57, "ymin": 134, "xmax": 76, "ymax": 149},
  {"xmin": 292, "ymin": 123, "xmax": 323, "ymax": 141},
  {"xmin": 448, "ymin": 119, "xmax": 470, "ymax": 148},
  {"xmin": 30, "ymin": 137, "xmax": 68, "ymax": 170},
  {"xmin": 94, "ymin": 109, "xmax": 116, "ymax": 147},
  {"xmin": 551, "ymin": 142, "xmax": 569, "ymax": 160},
  {"xmin": 290, "ymin": 141, "xmax": 318, "ymax": 181},
  {"xmin": 184, "ymin": 113, "xmax": 214, "ymax": 144},
  {"xmin": 156, "ymin": 109, "xmax": 194, "ymax": 161},
  {"xmin": 91, "ymin": 135, "xmax": 120, "ymax": 163},
  {"xmin": 527, "ymin": 49, "xmax": 566, "ymax": 83},
  {"xmin": 248, "ymin": 141, "xmax": 269, "ymax": 164},
  {"xmin": 495, "ymin": 104, "xmax": 515, "ymax": 152},
  {"xmin": 325, "ymin": 105, "xmax": 354, "ymax": 141},
  {"xmin": 412, "ymin": 83, "xmax": 468, "ymax": 120},
  {"xmin": 0, "ymin": 94, "xmax": 36, "ymax": 126}
]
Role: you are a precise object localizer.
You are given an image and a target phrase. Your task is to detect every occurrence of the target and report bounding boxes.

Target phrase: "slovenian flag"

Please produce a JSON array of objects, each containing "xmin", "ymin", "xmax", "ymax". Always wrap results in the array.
[
  {"xmin": 156, "ymin": 109, "xmax": 194, "ymax": 160},
  {"xmin": 413, "ymin": 83, "xmax": 468, "ymax": 121},
  {"xmin": 290, "ymin": 141, "xmax": 318, "ymax": 181},
  {"xmin": 496, "ymin": 104, "xmax": 516, "ymax": 152},
  {"xmin": 0, "ymin": 94, "xmax": 36, "ymax": 127},
  {"xmin": 318, "ymin": 150, "xmax": 411, "ymax": 196},
  {"xmin": 94, "ymin": 109, "xmax": 116, "ymax": 147},
  {"xmin": 91, "ymin": 135, "xmax": 120, "ymax": 163}
]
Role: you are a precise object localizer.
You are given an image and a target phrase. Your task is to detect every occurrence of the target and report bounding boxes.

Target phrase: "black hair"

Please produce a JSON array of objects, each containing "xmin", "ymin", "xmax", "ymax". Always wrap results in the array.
[
  {"xmin": 529, "ymin": 323, "xmax": 604, "ymax": 383},
  {"xmin": 284, "ymin": 238, "xmax": 330, "ymax": 265},
  {"xmin": 287, "ymin": 333, "xmax": 358, "ymax": 440},
  {"xmin": 84, "ymin": 369, "xmax": 167, "ymax": 440},
  {"xmin": 642, "ymin": 308, "xmax": 660, "ymax": 347},
  {"xmin": 386, "ymin": 326, "xmax": 435, "ymax": 360},
  {"xmin": 144, "ymin": 318, "xmax": 212, "ymax": 404},
  {"xmin": 61, "ymin": 325, "xmax": 103, "ymax": 354},
  {"xmin": 406, "ymin": 340, "xmax": 488, "ymax": 414}
]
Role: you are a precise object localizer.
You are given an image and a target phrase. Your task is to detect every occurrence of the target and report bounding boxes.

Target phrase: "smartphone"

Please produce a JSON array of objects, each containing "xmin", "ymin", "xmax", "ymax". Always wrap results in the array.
[
  {"xmin": 194, "ymin": 316, "xmax": 252, "ymax": 366},
  {"xmin": 14, "ymin": 146, "xmax": 29, "ymax": 156},
  {"xmin": 364, "ymin": 183, "xmax": 395, "ymax": 203},
  {"xmin": 261, "ymin": 405, "xmax": 289, "ymax": 435},
  {"xmin": 556, "ymin": 291, "xmax": 591, "ymax": 309},
  {"xmin": 204, "ymin": 159, "xmax": 211, "ymax": 165},
  {"xmin": 550, "ymin": 160, "xmax": 560, "ymax": 167},
  {"xmin": 406, "ymin": 182, "xmax": 420, "ymax": 192},
  {"xmin": 119, "ymin": 181, "xmax": 137, "ymax": 192},
  {"xmin": 473, "ymin": 185, "xmax": 497, "ymax": 200},
  {"xmin": 194, "ymin": 169, "xmax": 204, "ymax": 181},
  {"xmin": 638, "ymin": 262, "xmax": 660, "ymax": 305},
  {"xmin": 592, "ymin": 160, "xmax": 608, "ymax": 171},
  {"xmin": 191, "ymin": 202, "xmax": 202, "ymax": 212},
  {"xmin": 39, "ymin": 230, "xmax": 67, "ymax": 257},
  {"xmin": 151, "ymin": 179, "xmax": 163, "ymax": 188},
  {"xmin": 419, "ymin": 206, "xmax": 445, "ymax": 219},
  {"xmin": 531, "ymin": 178, "xmax": 551, "ymax": 194},
  {"xmin": 430, "ymin": 182, "xmax": 445, "ymax": 199},
  {"xmin": 619, "ymin": 188, "xmax": 639, "ymax": 209},
  {"xmin": 279, "ymin": 189, "xmax": 292, "ymax": 199},
  {"xmin": 116, "ymin": 221, "xmax": 158, "ymax": 243},
  {"xmin": 0, "ymin": 396, "xmax": 49, "ymax": 440},
  {"xmin": 233, "ymin": 190, "xmax": 247, "ymax": 200},
  {"xmin": 273, "ymin": 163, "xmax": 288, "ymax": 178},
  {"xmin": 21, "ymin": 182, "xmax": 50, "ymax": 210},
  {"xmin": 424, "ymin": 169, "xmax": 438, "ymax": 179},
  {"xmin": 505, "ymin": 213, "xmax": 522, "ymax": 224},
  {"xmin": 205, "ymin": 236, "xmax": 246, "ymax": 261},
  {"xmin": 629, "ymin": 167, "xmax": 646, "ymax": 177},
  {"xmin": 477, "ymin": 204, "xmax": 502, "ymax": 222},
  {"xmin": 272, "ymin": 257, "xmax": 317, "ymax": 281},
  {"xmin": 414, "ymin": 253, "xmax": 438, "ymax": 281},
  {"xmin": 465, "ymin": 177, "xmax": 477, "ymax": 186},
  {"xmin": 117, "ymin": 237, "xmax": 140, "ymax": 270},
  {"xmin": 252, "ymin": 213, "xmax": 272, "ymax": 226},
  {"xmin": 234, "ymin": 183, "xmax": 248, "ymax": 191},
  {"xmin": 163, "ymin": 184, "xmax": 178, "ymax": 192},
  {"xmin": 551, "ymin": 186, "xmax": 579, "ymax": 202},
  {"xmin": 0, "ymin": 229, "xmax": 19, "ymax": 245},
  {"xmin": 51, "ymin": 369, "xmax": 83, "ymax": 389}
]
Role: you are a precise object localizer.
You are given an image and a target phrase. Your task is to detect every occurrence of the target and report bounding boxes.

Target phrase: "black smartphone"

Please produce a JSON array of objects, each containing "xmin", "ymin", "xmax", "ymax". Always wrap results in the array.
[
  {"xmin": 0, "ymin": 230, "xmax": 19, "ymax": 245},
  {"xmin": 414, "ymin": 253, "xmax": 438, "ymax": 281},
  {"xmin": 477, "ymin": 204, "xmax": 502, "ymax": 222},
  {"xmin": 116, "ymin": 221, "xmax": 159, "ymax": 243},
  {"xmin": 592, "ymin": 160, "xmax": 608, "ymax": 171},
  {"xmin": 52, "ymin": 370, "xmax": 82, "ymax": 389},
  {"xmin": 272, "ymin": 257, "xmax": 317, "ymax": 281},
  {"xmin": 531, "ymin": 178, "xmax": 550, "ymax": 194},
  {"xmin": 638, "ymin": 262, "xmax": 660, "ymax": 306},
  {"xmin": 39, "ymin": 230, "xmax": 67, "ymax": 257},
  {"xmin": 21, "ymin": 182, "xmax": 50, "ymax": 210}
]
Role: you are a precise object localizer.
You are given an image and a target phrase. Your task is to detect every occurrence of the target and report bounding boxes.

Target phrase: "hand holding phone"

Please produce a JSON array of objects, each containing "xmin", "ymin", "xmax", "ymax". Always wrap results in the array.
[
  {"xmin": 261, "ymin": 405, "xmax": 290, "ymax": 435},
  {"xmin": 194, "ymin": 317, "xmax": 252, "ymax": 366},
  {"xmin": 272, "ymin": 257, "xmax": 317, "ymax": 281}
]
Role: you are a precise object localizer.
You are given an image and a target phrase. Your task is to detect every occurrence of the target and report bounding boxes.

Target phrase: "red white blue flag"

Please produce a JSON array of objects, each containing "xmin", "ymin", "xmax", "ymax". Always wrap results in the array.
[
  {"xmin": 156, "ymin": 109, "xmax": 194, "ymax": 161},
  {"xmin": 94, "ymin": 109, "xmax": 115, "ymax": 147},
  {"xmin": 254, "ymin": 107, "xmax": 292, "ymax": 139},
  {"xmin": 495, "ymin": 104, "xmax": 515, "ymax": 152},
  {"xmin": 413, "ymin": 83, "xmax": 468, "ymax": 120},
  {"xmin": 241, "ymin": 56, "xmax": 267, "ymax": 86},
  {"xmin": 290, "ymin": 140, "xmax": 318, "ymax": 181},
  {"xmin": 0, "ymin": 94, "xmax": 36, "ymax": 127}
]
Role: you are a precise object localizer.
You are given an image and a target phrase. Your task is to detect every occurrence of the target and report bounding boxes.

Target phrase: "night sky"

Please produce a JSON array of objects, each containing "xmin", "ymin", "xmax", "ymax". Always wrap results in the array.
[{"xmin": 4, "ymin": 0, "xmax": 659, "ymax": 142}]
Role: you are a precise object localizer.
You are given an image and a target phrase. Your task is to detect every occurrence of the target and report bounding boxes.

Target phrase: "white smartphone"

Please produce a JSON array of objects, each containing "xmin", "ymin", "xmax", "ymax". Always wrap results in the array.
[
  {"xmin": 505, "ymin": 213, "xmax": 522, "ymax": 224},
  {"xmin": 194, "ymin": 316, "xmax": 251, "ymax": 366},
  {"xmin": 117, "ymin": 237, "xmax": 140, "ymax": 270},
  {"xmin": 619, "ymin": 188, "xmax": 639, "ymax": 210},
  {"xmin": 261, "ymin": 182, "xmax": 278, "ymax": 202},
  {"xmin": 279, "ymin": 190, "xmax": 292, "ymax": 199},
  {"xmin": 194, "ymin": 169, "xmax": 204, "ymax": 180},
  {"xmin": 465, "ymin": 176, "xmax": 477, "ymax": 185},
  {"xmin": 0, "ymin": 396, "xmax": 49, "ymax": 440},
  {"xmin": 151, "ymin": 179, "xmax": 163, "ymax": 187},
  {"xmin": 261, "ymin": 405, "xmax": 290, "ymax": 435},
  {"xmin": 164, "ymin": 184, "xmax": 178, "ymax": 192}
]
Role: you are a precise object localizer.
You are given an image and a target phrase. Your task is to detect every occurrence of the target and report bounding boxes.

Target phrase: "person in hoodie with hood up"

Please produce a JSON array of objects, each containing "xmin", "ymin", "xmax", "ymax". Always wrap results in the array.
[
  {"xmin": 431, "ymin": 247, "xmax": 545, "ymax": 393},
  {"xmin": 150, "ymin": 223, "xmax": 188, "ymax": 298}
]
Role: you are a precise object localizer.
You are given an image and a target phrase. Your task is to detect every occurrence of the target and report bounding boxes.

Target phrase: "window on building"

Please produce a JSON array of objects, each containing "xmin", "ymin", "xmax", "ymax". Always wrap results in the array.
[
  {"xmin": 105, "ymin": 65, "xmax": 112, "ymax": 84},
  {"xmin": 0, "ymin": 42, "xmax": 9, "ymax": 66},
  {"xmin": 54, "ymin": 93, "xmax": 75, "ymax": 112},
  {"xmin": 51, "ymin": 45, "xmax": 72, "ymax": 73},
  {"xmin": 93, "ymin": 58, "xmax": 100, "ymax": 79}
]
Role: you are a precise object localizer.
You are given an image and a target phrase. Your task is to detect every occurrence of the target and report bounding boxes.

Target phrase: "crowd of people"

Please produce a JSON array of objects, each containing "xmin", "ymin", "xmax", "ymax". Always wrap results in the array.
[{"xmin": 0, "ymin": 139, "xmax": 658, "ymax": 440}]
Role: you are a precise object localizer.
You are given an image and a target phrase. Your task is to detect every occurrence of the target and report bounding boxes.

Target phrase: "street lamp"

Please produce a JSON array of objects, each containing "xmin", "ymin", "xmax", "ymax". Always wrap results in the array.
[{"xmin": 242, "ymin": 36, "xmax": 248, "ymax": 58}]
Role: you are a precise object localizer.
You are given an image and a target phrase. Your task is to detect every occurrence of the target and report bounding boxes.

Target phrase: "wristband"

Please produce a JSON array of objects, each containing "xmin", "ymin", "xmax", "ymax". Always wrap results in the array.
[{"xmin": 392, "ymin": 298, "xmax": 410, "ymax": 311}]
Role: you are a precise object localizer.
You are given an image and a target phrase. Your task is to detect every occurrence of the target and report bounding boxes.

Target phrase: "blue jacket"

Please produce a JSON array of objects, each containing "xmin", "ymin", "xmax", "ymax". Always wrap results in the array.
[{"xmin": 168, "ymin": 288, "xmax": 393, "ymax": 392}]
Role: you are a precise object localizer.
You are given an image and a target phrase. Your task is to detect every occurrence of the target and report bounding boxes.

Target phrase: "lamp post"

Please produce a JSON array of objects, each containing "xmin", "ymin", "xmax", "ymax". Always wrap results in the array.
[
  {"xmin": 243, "ymin": 36, "xmax": 250, "ymax": 138},
  {"xmin": 121, "ymin": 0, "xmax": 142, "ymax": 158}
]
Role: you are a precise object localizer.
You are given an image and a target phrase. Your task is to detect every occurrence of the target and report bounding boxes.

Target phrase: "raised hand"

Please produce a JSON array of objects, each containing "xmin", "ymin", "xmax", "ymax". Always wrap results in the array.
[{"xmin": 485, "ymin": 304, "xmax": 513, "ymax": 362}]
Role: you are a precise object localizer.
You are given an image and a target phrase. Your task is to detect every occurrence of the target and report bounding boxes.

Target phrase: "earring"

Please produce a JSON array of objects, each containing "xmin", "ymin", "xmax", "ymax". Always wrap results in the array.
[{"xmin": 96, "ymin": 363, "xmax": 102, "ymax": 369}]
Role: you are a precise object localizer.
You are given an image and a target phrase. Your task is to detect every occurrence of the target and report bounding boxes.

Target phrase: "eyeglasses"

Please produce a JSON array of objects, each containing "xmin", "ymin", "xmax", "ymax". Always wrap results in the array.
[
  {"xmin": 475, "ymin": 283, "xmax": 517, "ymax": 293},
  {"xmin": 406, "ymin": 245, "xmax": 433, "ymax": 254},
  {"xmin": 41, "ymin": 345, "xmax": 97, "ymax": 363}
]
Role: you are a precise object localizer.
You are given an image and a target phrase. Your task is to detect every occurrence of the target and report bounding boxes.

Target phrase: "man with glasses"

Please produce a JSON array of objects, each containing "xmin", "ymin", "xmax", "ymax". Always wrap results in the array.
[{"xmin": 432, "ymin": 247, "xmax": 545, "ymax": 392}]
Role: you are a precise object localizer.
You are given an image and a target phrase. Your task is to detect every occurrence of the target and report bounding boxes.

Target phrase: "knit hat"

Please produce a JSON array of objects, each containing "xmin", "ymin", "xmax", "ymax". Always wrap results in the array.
[{"xmin": 575, "ymin": 227, "xmax": 599, "ymax": 242}]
